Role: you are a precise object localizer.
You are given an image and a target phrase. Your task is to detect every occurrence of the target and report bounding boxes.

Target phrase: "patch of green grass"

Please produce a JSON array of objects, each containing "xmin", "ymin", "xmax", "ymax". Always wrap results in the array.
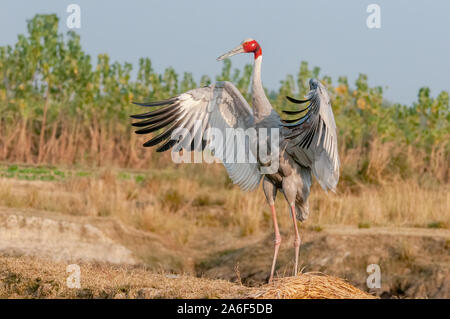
[
  {"xmin": 118, "ymin": 172, "xmax": 131, "ymax": 180},
  {"xmin": 427, "ymin": 221, "xmax": 445, "ymax": 229},
  {"xmin": 39, "ymin": 175, "xmax": 55, "ymax": 181},
  {"xmin": 309, "ymin": 225, "xmax": 323, "ymax": 232},
  {"xmin": 17, "ymin": 167, "xmax": 50, "ymax": 175},
  {"xmin": 358, "ymin": 222, "xmax": 371, "ymax": 229},
  {"xmin": 76, "ymin": 171, "xmax": 90, "ymax": 177},
  {"xmin": 134, "ymin": 175, "xmax": 145, "ymax": 183},
  {"xmin": 18, "ymin": 174, "xmax": 37, "ymax": 181},
  {"xmin": 53, "ymin": 170, "xmax": 65, "ymax": 177},
  {"xmin": 1, "ymin": 165, "xmax": 72, "ymax": 182},
  {"xmin": 0, "ymin": 165, "xmax": 156, "ymax": 184},
  {"xmin": 7, "ymin": 165, "xmax": 18, "ymax": 173}
]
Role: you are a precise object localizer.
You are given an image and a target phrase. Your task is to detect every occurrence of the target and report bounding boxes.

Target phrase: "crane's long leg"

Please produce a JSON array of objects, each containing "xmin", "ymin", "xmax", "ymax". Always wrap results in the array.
[
  {"xmin": 290, "ymin": 205, "xmax": 301, "ymax": 276},
  {"xmin": 263, "ymin": 177, "xmax": 280, "ymax": 283},
  {"xmin": 269, "ymin": 204, "xmax": 281, "ymax": 283}
]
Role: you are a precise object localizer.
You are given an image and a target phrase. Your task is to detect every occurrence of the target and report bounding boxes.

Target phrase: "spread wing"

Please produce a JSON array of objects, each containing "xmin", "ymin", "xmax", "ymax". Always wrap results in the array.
[
  {"xmin": 131, "ymin": 81, "xmax": 262, "ymax": 191},
  {"xmin": 282, "ymin": 79, "xmax": 340, "ymax": 191}
]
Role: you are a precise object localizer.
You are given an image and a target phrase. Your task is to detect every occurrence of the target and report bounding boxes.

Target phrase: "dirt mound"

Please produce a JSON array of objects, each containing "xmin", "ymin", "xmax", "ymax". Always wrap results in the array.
[
  {"xmin": 0, "ymin": 211, "xmax": 136, "ymax": 265},
  {"xmin": 0, "ymin": 206, "xmax": 206, "ymax": 274},
  {"xmin": 247, "ymin": 273, "xmax": 376, "ymax": 299}
]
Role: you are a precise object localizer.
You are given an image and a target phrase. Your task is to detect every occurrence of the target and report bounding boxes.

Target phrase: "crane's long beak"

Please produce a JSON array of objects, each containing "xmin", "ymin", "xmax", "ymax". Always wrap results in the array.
[{"xmin": 217, "ymin": 44, "xmax": 245, "ymax": 61}]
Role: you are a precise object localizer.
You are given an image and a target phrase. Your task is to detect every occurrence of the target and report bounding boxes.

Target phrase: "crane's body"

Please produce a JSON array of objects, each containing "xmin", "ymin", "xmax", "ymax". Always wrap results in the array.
[{"xmin": 131, "ymin": 39, "xmax": 340, "ymax": 282}]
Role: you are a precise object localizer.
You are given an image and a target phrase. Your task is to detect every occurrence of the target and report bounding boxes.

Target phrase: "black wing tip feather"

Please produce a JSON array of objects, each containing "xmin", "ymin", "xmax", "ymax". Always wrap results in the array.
[
  {"xmin": 133, "ymin": 112, "xmax": 178, "ymax": 135},
  {"xmin": 281, "ymin": 113, "xmax": 312, "ymax": 128},
  {"xmin": 282, "ymin": 108, "xmax": 309, "ymax": 115},
  {"xmin": 131, "ymin": 101, "xmax": 180, "ymax": 120},
  {"xmin": 131, "ymin": 107, "xmax": 181, "ymax": 127},
  {"xmin": 131, "ymin": 97, "xmax": 181, "ymax": 151},
  {"xmin": 282, "ymin": 117, "xmax": 303, "ymax": 124},
  {"xmin": 156, "ymin": 138, "xmax": 178, "ymax": 152},
  {"xmin": 286, "ymin": 96, "xmax": 310, "ymax": 104},
  {"xmin": 132, "ymin": 97, "xmax": 177, "ymax": 107},
  {"xmin": 281, "ymin": 95, "xmax": 314, "ymax": 124},
  {"xmin": 282, "ymin": 96, "xmax": 311, "ymax": 115}
]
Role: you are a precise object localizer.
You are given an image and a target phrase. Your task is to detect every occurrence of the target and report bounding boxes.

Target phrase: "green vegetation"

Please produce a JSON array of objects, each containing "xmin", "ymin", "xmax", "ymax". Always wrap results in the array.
[
  {"xmin": 1, "ymin": 164, "xmax": 61, "ymax": 181},
  {"xmin": 358, "ymin": 222, "xmax": 371, "ymax": 229}
]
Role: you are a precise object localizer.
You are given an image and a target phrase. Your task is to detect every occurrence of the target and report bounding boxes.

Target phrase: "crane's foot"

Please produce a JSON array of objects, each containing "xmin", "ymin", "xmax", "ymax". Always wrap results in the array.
[{"xmin": 268, "ymin": 236, "xmax": 281, "ymax": 284}]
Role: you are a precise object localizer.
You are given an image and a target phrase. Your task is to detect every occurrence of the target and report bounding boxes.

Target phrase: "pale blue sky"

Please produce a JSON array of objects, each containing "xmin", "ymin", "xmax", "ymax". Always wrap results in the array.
[{"xmin": 1, "ymin": 0, "xmax": 449, "ymax": 105}]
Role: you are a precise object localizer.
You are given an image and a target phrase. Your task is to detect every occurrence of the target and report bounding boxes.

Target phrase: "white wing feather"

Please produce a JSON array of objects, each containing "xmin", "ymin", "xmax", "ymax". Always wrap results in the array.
[{"xmin": 132, "ymin": 81, "xmax": 262, "ymax": 191}]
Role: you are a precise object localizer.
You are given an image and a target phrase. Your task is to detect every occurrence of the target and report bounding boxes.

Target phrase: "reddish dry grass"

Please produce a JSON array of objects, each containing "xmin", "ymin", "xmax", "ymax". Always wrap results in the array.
[
  {"xmin": 1, "ymin": 117, "xmax": 448, "ymax": 185},
  {"xmin": 247, "ymin": 273, "xmax": 377, "ymax": 299}
]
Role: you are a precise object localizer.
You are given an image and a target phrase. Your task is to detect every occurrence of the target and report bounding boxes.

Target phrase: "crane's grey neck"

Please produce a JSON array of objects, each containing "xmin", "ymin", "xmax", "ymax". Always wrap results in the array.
[{"xmin": 252, "ymin": 56, "xmax": 272, "ymax": 119}]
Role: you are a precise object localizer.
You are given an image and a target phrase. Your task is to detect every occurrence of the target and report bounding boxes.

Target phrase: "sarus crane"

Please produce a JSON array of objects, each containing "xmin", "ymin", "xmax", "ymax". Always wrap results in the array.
[{"xmin": 131, "ymin": 39, "xmax": 340, "ymax": 283}]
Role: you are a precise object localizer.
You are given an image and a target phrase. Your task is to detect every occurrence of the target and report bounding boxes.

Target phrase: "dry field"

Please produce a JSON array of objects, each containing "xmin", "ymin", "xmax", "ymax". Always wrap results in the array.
[{"xmin": 0, "ymin": 163, "xmax": 448, "ymax": 298}]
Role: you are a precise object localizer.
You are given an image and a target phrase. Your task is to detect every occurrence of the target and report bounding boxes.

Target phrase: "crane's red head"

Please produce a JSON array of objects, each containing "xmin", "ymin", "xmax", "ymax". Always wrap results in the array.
[
  {"xmin": 217, "ymin": 38, "xmax": 262, "ymax": 61},
  {"xmin": 242, "ymin": 39, "xmax": 262, "ymax": 59}
]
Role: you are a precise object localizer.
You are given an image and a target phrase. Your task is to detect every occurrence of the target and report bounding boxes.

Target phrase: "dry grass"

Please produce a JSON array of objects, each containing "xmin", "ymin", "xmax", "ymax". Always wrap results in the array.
[
  {"xmin": 339, "ymin": 139, "xmax": 449, "ymax": 185},
  {"xmin": 0, "ymin": 136, "xmax": 448, "ymax": 243},
  {"xmin": 309, "ymin": 181, "xmax": 450, "ymax": 227},
  {"xmin": 0, "ymin": 255, "xmax": 250, "ymax": 299},
  {"xmin": 247, "ymin": 273, "xmax": 377, "ymax": 299},
  {"xmin": 0, "ymin": 255, "xmax": 377, "ymax": 299},
  {"xmin": 0, "ymin": 164, "xmax": 448, "ymax": 251}
]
